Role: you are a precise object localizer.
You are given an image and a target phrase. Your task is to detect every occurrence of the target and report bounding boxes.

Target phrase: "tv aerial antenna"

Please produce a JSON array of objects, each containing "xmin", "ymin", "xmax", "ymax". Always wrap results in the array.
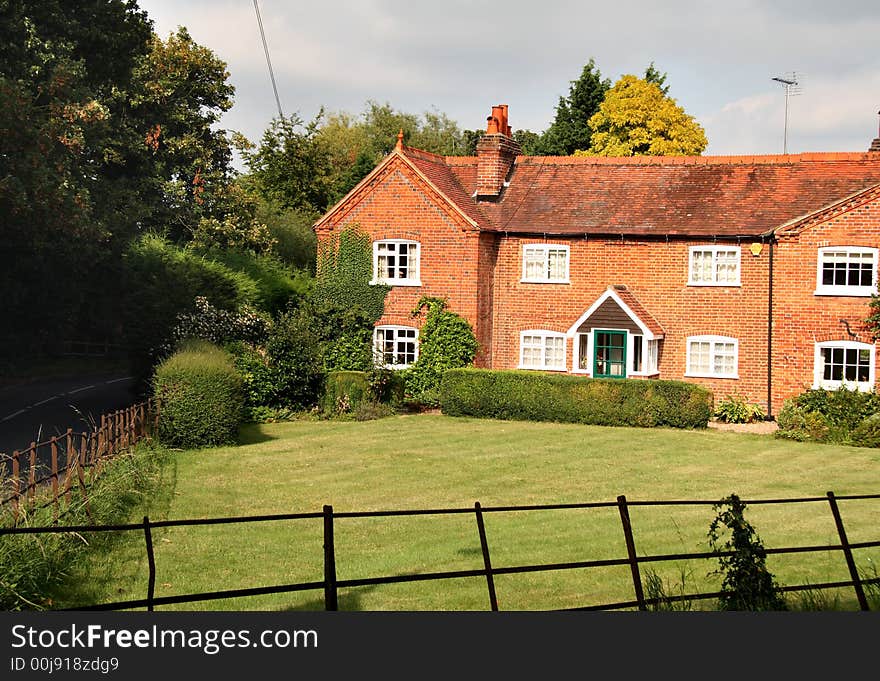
[{"xmin": 771, "ymin": 72, "xmax": 802, "ymax": 154}]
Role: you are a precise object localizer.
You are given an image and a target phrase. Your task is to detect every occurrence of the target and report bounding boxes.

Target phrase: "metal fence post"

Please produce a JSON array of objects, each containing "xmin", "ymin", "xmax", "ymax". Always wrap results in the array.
[
  {"xmin": 826, "ymin": 491, "xmax": 869, "ymax": 611},
  {"xmin": 617, "ymin": 495, "xmax": 647, "ymax": 611},
  {"xmin": 323, "ymin": 505, "xmax": 338, "ymax": 611},
  {"xmin": 143, "ymin": 516, "xmax": 156, "ymax": 612},
  {"xmin": 474, "ymin": 502, "xmax": 499, "ymax": 611}
]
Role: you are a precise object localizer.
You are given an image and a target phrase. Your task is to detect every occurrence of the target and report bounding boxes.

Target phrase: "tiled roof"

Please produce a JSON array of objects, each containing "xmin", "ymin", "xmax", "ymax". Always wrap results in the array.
[
  {"xmin": 406, "ymin": 150, "xmax": 880, "ymax": 238},
  {"xmin": 400, "ymin": 146, "xmax": 490, "ymax": 227},
  {"xmin": 613, "ymin": 286, "xmax": 665, "ymax": 338}
]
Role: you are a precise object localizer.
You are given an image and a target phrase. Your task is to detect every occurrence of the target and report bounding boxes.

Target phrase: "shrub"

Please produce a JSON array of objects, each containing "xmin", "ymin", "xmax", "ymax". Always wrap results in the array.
[
  {"xmin": 171, "ymin": 296, "xmax": 271, "ymax": 350},
  {"xmin": 851, "ymin": 413, "xmax": 880, "ymax": 448},
  {"xmin": 122, "ymin": 234, "xmax": 260, "ymax": 374},
  {"xmin": 153, "ymin": 340, "xmax": 244, "ymax": 448},
  {"xmin": 263, "ymin": 308, "xmax": 324, "ymax": 410},
  {"xmin": 439, "ymin": 369, "xmax": 712, "ymax": 429},
  {"xmin": 321, "ymin": 371, "xmax": 371, "ymax": 415},
  {"xmin": 708, "ymin": 494, "xmax": 787, "ymax": 611},
  {"xmin": 405, "ymin": 297, "xmax": 478, "ymax": 406},
  {"xmin": 775, "ymin": 388, "xmax": 880, "ymax": 444},
  {"xmin": 714, "ymin": 395, "xmax": 766, "ymax": 424}
]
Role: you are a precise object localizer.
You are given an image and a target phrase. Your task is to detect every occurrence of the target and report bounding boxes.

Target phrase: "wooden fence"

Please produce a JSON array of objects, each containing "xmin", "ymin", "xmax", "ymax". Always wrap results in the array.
[
  {"xmin": 1, "ymin": 491, "xmax": 877, "ymax": 612},
  {"xmin": 0, "ymin": 399, "xmax": 158, "ymax": 525}
]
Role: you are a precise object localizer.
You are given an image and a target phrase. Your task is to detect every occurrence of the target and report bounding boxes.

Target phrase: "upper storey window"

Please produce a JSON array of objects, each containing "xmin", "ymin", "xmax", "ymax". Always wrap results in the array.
[
  {"xmin": 522, "ymin": 245, "xmax": 570, "ymax": 283},
  {"xmin": 815, "ymin": 247, "xmax": 878, "ymax": 296},
  {"xmin": 688, "ymin": 246, "xmax": 741, "ymax": 286},
  {"xmin": 373, "ymin": 240, "xmax": 421, "ymax": 286}
]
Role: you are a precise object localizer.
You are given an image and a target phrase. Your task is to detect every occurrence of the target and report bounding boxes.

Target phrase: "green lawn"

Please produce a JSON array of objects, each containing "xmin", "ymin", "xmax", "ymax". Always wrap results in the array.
[{"xmin": 59, "ymin": 415, "xmax": 880, "ymax": 611}]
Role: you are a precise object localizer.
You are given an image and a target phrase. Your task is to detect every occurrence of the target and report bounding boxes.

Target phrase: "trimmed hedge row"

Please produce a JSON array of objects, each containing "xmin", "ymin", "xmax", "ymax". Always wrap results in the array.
[
  {"xmin": 153, "ymin": 340, "xmax": 244, "ymax": 448},
  {"xmin": 439, "ymin": 368, "xmax": 712, "ymax": 429}
]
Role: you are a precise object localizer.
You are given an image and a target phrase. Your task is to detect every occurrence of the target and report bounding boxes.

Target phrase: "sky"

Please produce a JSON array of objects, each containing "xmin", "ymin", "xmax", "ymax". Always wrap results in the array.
[{"xmin": 137, "ymin": 0, "xmax": 880, "ymax": 163}]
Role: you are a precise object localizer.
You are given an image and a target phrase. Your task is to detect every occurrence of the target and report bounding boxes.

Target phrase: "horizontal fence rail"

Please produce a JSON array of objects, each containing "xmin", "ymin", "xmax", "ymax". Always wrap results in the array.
[
  {"xmin": 1, "ymin": 491, "xmax": 878, "ymax": 612},
  {"xmin": 0, "ymin": 399, "xmax": 158, "ymax": 524}
]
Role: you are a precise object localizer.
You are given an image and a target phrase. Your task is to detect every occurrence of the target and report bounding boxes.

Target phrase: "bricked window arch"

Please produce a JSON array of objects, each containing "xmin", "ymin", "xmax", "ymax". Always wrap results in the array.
[
  {"xmin": 519, "ymin": 330, "xmax": 566, "ymax": 371},
  {"xmin": 813, "ymin": 340, "xmax": 875, "ymax": 391},
  {"xmin": 374, "ymin": 326, "xmax": 418, "ymax": 369},
  {"xmin": 688, "ymin": 246, "xmax": 741, "ymax": 286},
  {"xmin": 521, "ymin": 244, "xmax": 570, "ymax": 283},
  {"xmin": 372, "ymin": 240, "xmax": 421, "ymax": 286},
  {"xmin": 685, "ymin": 335, "xmax": 738, "ymax": 379},
  {"xmin": 814, "ymin": 247, "xmax": 878, "ymax": 297}
]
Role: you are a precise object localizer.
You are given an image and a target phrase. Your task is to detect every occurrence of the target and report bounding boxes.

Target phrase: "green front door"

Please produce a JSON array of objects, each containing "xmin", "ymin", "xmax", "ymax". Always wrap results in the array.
[{"xmin": 593, "ymin": 331, "xmax": 627, "ymax": 378}]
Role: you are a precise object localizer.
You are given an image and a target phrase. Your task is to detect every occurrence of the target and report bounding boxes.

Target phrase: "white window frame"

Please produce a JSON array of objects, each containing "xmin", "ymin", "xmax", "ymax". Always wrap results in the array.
[
  {"xmin": 813, "ymin": 340, "xmax": 876, "ymax": 392},
  {"xmin": 688, "ymin": 245, "xmax": 741, "ymax": 287},
  {"xmin": 519, "ymin": 330, "xmax": 567, "ymax": 371},
  {"xmin": 521, "ymin": 244, "xmax": 570, "ymax": 284},
  {"xmin": 373, "ymin": 325, "xmax": 419, "ymax": 369},
  {"xmin": 814, "ymin": 246, "xmax": 878, "ymax": 297},
  {"xmin": 629, "ymin": 334, "xmax": 660, "ymax": 377},
  {"xmin": 372, "ymin": 239, "xmax": 421, "ymax": 286},
  {"xmin": 572, "ymin": 331, "xmax": 659, "ymax": 377},
  {"xmin": 685, "ymin": 335, "xmax": 739, "ymax": 379}
]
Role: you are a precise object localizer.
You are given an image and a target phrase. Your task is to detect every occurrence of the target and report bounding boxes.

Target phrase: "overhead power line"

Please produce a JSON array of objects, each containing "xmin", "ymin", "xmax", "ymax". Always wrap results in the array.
[{"xmin": 253, "ymin": 0, "xmax": 283, "ymax": 119}]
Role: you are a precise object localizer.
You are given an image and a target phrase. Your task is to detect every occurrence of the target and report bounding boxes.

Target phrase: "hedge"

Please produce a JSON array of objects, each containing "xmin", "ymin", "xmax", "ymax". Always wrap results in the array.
[
  {"xmin": 321, "ymin": 371, "xmax": 371, "ymax": 415},
  {"xmin": 439, "ymin": 369, "xmax": 712, "ymax": 429},
  {"xmin": 153, "ymin": 340, "xmax": 244, "ymax": 448}
]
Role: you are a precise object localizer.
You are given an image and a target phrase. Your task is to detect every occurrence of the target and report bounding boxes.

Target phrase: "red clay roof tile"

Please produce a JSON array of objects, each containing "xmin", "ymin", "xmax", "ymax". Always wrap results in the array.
[{"xmin": 403, "ymin": 149, "xmax": 880, "ymax": 238}]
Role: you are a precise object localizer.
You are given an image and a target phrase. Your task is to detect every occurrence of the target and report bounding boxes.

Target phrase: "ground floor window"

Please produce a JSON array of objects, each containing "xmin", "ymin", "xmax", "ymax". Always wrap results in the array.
[
  {"xmin": 574, "ymin": 331, "xmax": 659, "ymax": 377},
  {"xmin": 374, "ymin": 326, "xmax": 418, "ymax": 368},
  {"xmin": 519, "ymin": 331, "xmax": 566, "ymax": 370},
  {"xmin": 685, "ymin": 336, "xmax": 738, "ymax": 378},
  {"xmin": 814, "ymin": 341, "xmax": 875, "ymax": 391}
]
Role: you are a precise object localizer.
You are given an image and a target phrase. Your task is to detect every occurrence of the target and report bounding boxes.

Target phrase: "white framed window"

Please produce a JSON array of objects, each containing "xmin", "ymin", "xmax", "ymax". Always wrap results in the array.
[
  {"xmin": 630, "ymin": 334, "xmax": 660, "ymax": 376},
  {"xmin": 814, "ymin": 247, "xmax": 878, "ymax": 296},
  {"xmin": 686, "ymin": 335, "xmax": 738, "ymax": 379},
  {"xmin": 372, "ymin": 240, "xmax": 421, "ymax": 286},
  {"xmin": 814, "ymin": 341, "xmax": 875, "ymax": 391},
  {"xmin": 688, "ymin": 246, "xmax": 741, "ymax": 286},
  {"xmin": 374, "ymin": 326, "xmax": 418, "ymax": 369},
  {"xmin": 521, "ymin": 244, "xmax": 570, "ymax": 283},
  {"xmin": 519, "ymin": 331, "xmax": 566, "ymax": 371}
]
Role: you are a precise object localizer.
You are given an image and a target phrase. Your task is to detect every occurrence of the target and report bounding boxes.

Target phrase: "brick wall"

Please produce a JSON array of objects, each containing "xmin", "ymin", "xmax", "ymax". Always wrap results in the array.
[
  {"xmin": 486, "ymin": 234, "xmax": 773, "ymax": 411},
  {"xmin": 771, "ymin": 193, "xmax": 880, "ymax": 411},
  {"xmin": 316, "ymin": 158, "xmax": 483, "ymax": 343}
]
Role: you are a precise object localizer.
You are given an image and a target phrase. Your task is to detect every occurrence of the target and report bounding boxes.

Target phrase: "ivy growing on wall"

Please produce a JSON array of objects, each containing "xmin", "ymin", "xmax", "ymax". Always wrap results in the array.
[
  {"xmin": 310, "ymin": 224, "xmax": 389, "ymax": 371},
  {"xmin": 312, "ymin": 224, "xmax": 388, "ymax": 324},
  {"xmin": 867, "ymin": 294, "xmax": 880, "ymax": 341},
  {"xmin": 405, "ymin": 296, "xmax": 478, "ymax": 405}
]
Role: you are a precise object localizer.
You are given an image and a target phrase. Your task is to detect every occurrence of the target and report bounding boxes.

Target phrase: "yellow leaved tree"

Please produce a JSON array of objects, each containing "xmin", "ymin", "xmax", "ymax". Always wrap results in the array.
[{"xmin": 579, "ymin": 75, "xmax": 708, "ymax": 157}]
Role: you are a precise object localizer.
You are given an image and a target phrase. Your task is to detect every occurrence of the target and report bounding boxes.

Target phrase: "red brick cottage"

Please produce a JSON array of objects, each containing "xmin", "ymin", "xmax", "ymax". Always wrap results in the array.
[{"xmin": 314, "ymin": 105, "xmax": 880, "ymax": 415}]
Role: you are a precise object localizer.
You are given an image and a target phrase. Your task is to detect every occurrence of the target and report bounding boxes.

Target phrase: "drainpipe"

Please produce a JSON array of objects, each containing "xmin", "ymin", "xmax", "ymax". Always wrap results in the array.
[{"xmin": 766, "ymin": 238, "xmax": 775, "ymax": 419}]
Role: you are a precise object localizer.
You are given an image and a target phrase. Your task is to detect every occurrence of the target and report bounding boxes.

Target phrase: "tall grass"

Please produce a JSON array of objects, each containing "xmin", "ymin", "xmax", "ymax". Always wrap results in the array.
[{"xmin": 0, "ymin": 443, "xmax": 171, "ymax": 610}]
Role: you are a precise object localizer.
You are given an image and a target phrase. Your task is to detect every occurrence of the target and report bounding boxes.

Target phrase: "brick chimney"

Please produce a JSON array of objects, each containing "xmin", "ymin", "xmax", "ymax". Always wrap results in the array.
[
  {"xmin": 870, "ymin": 110, "xmax": 880, "ymax": 152},
  {"xmin": 476, "ymin": 104, "xmax": 520, "ymax": 198}
]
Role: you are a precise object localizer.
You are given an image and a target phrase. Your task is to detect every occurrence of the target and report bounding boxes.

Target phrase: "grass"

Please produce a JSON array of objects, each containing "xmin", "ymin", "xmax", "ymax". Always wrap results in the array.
[{"xmin": 53, "ymin": 414, "xmax": 880, "ymax": 611}]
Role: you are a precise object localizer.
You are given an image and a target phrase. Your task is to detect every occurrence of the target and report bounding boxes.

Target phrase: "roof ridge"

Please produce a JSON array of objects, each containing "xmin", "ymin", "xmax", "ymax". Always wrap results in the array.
[{"xmin": 516, "ymin": 151, "xmax": 880, "ymax": 166}]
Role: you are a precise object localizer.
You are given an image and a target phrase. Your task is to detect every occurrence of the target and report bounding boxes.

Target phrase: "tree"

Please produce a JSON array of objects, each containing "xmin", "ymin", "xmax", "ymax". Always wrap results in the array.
[
  {"xmin": 583, "ymin": 75, "xmax": 708, "ymax": 157},
  {"xmin": 238, "ymin": 111, "xmax": 335, "ymax": 216},
  {"xmin": 536, "ymin": 58, "xmax": 610, "ymax": 155},
  {"xmin": 644, "ymin": 61, "xmax": 669, "ymax": 95}
]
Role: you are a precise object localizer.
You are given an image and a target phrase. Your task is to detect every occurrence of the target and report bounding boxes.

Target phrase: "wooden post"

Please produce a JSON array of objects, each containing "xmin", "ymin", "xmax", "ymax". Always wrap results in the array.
[
  {"xmin": 50, "ymin": 436, "xmax": 59, "ymax": 524},
  {"xmin": 474, "ymin": 502, "xmax": 499, "ymax": 611},
  {"xmin": 63, "ymin": 429, "xmax": 75, "ymax": 507},
  {"xmin": 827, "ymin": 491, "xmax": 869, "ymax": 611},
  {"xmin": 78, "ymin": 434, "xmax": 92, "ymax": 523},
  {"xmin": 27, "ymin": 443, "xmax": 36, "ymax": 509},
  {"xmin": 617, "ymin": 495, "xmax": 647, "ymax": 611},
  {"xmin": 11, "ymin": 451, "xmax": 20, "ymax": 525},
  {"xmin": 143, "ymin": 516, "xmax": 156, "ymax": 612},
  {"xmin": 323, "ymin": 505, "xmax": 338, "ymax": 611}
]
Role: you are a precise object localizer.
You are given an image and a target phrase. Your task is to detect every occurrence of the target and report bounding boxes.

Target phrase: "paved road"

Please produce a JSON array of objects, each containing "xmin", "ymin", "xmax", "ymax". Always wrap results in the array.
[{"xmin": 0, "ymin": 374, "xmax": 138, "ymax": 456}]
